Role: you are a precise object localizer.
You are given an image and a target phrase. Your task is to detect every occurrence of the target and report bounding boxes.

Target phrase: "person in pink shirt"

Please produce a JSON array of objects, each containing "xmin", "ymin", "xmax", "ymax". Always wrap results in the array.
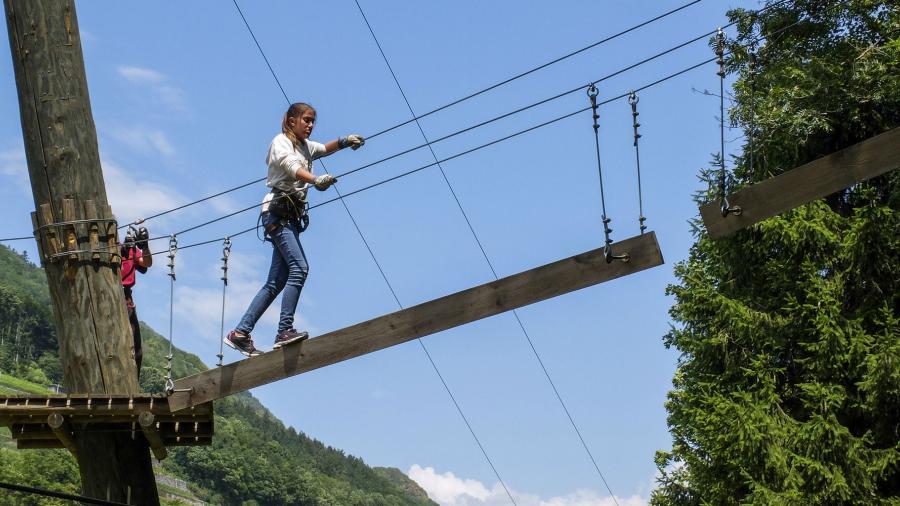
[{"xmin": 121, "ymin": 226, "xmax": 152, "ymax": 377}]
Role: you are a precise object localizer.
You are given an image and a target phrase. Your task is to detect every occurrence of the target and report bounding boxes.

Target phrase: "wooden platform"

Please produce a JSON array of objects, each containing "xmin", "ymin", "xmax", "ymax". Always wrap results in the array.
[
  {"xmin": 700, "ymin": 127, "xmax": 900, "ymax": 239},
  {"xmin": 0, "ymin": 394, "xmax": 213, "ymax": 460},
  {"xmin": 168, "ymin": 232, "xmax": 664, "ymax": 411}
]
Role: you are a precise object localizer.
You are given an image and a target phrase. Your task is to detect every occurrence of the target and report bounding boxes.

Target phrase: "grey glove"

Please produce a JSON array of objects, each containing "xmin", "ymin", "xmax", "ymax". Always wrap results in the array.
[
  {"xmin": 338, "ymin": 134, "xmax": 365, "ymax": 150},
  {"xmin": 314, "ymin": 174, "xmax": 337, "ymax": 191},
  {"xmin": 135, "ymin": 226, "xmax": 150, "ymax": 250}
]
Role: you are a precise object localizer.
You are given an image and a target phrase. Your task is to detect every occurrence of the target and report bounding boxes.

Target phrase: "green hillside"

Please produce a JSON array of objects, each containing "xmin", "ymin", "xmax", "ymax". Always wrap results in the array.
[{"xmin": 0, "ymin": 244, "xmax": 436, "ymax": 506}]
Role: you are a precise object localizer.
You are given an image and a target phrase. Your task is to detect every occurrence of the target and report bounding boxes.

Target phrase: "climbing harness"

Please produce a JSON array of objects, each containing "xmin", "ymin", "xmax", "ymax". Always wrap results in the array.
[
  {"xmin": 716, "ymin": 28, "xmax": 742, "ymax": 217},
  {"xmin": 587, "ymin": 84, "xmax": 629, "ymax": 263},
  {"xmin": 628, "ymin": 91, "xmax": 647, "ymax": 235},
  {"xmin": 216, "ymin": 237, "xmax": 232, "ymax": 367},
  {"xmin": 165, "ymin": 235, "xmax": 178, "ymax": 393},
  {"xmin": 269, "ymin": 187, "xmax": 310, "ymax": 232}
]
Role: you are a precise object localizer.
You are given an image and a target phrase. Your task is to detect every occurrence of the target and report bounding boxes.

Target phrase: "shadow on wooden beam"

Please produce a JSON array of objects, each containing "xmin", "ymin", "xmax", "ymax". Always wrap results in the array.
[
  {"xmin": 169, "ymin": 232, "xmax": 664, "ymax": 411},
  {"xmin": 700, "ymin": 127, "xmax": 900, "ymax": 240}
]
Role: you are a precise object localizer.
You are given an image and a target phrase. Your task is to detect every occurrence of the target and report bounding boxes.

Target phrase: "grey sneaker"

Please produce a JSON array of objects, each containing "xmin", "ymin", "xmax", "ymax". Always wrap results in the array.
[
  {"xmin": 224, "ymin": 330, "xmax": 262, "ymax": 357},
  {"xmin": 273, "ymin": 328, "xmax": 309, "ymax": 349}
]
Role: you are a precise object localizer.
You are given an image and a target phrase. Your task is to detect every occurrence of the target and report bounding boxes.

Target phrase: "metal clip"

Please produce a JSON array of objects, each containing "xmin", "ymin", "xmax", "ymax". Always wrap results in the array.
[{"xmin": 167, "ymin": 235, "xmax": 177, "ymax": 282}]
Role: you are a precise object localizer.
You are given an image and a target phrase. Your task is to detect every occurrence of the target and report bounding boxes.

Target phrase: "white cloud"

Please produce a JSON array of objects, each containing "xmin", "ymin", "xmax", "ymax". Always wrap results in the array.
[
  {"xmin": 0, "ymin": 146, "xmax": 29, "ymax": 192},
  {"xmin": 117, "ymin": 65, "xmax": 188, "ymax": 113},
  {"xmin": 102, "ymin": 158, "xmax": 186, "ymax": 222},
  {"xmin": 408, "ymin": 465, "xmax": 647, "ymax": 506},
  {"xmin": 109, "ymin": 126, "xmax": 175, "ymax": 156},
  {"xmin": 118, "ymin": 65, "xmax": 166, "ymax": 84}
]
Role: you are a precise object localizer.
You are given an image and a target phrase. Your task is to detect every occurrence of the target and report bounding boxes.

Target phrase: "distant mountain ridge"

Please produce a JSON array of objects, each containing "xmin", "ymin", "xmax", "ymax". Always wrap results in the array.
[{"xmin": 0, "ymin": 244, "xmax": 436, "ymax": 506}]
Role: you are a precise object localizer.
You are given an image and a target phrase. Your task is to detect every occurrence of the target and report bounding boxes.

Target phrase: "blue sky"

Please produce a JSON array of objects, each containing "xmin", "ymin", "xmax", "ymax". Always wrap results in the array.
[{"xmin": 1, "ymin": 1, "xmax": 756, "ymax": 504}]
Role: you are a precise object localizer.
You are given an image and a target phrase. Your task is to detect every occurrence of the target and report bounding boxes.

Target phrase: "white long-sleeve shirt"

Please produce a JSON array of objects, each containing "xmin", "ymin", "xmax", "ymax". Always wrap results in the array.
[{"xmin": 261, "ymin": 133, "xmax": 326, "ymax": 211}]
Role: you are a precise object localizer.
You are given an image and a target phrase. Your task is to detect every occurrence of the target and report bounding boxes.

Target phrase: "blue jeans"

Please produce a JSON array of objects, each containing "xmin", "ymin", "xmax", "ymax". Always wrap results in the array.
[{"xmin": 236, "ymin": 212, "xmax": 309, "ymax": 335}]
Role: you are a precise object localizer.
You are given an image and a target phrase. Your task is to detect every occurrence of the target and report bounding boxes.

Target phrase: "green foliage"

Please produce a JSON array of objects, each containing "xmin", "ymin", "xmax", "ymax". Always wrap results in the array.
[
  {"xmin": 0, "ymin": 371, "xmax": 52, "ymax": 395},
  {"xmin": 653, "ymin": 1, "xmax": 900, "ymax": 504},
  {"xmin": 0, "ymin": 448, "xmax": 79, "ymax": 506},
  {"xmin": 22, "ymin": 363, "xmax": 49, "ymax": 386},
  {"xmin": 163, "ymin": 394, "xmax": 435, "ymax": 505},
  {"xmin": 0, "ymin": 246, "xmax": 58, "ymax": 373}
]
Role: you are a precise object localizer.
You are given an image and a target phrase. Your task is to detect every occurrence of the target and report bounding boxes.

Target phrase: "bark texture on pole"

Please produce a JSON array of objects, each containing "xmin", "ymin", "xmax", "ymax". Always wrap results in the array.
[{"xmin": 4, "ymin": 1, "xmax": 159, "ymax": 503}]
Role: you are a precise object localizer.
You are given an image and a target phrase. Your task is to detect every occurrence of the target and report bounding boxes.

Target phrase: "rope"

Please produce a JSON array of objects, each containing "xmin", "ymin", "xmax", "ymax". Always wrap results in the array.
[
  {"xmin": 0, "ymin": 480, "xmax": 129, "ymax": 506},
  {"xmin": 217, "ymin": 237, "xmax": 232, "ymax": 367},
  {"xmin": 628, "ymin": 91, "xmax": 647, "ymax": 234}
]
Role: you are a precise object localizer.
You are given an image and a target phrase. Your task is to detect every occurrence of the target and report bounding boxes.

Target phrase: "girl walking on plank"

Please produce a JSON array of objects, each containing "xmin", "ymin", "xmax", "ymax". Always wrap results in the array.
[{"xmin": 225, "ymin": 102, "xmax": 364, "ymax": 357}]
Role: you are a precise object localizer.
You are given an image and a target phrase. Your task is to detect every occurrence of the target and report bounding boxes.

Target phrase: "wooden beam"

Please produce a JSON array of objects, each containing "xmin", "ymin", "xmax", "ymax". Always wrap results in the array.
[
  {"xmin": 47, "ymin": 413, "xmax": 78, "ymax": 459},
  {"xmin": 138, "ymin": 412, "xmax": 168, "ymax": 461},
  {"xmin": 700, "ymin": 127, "xmax": 900, "ymax": 239},
  {"xmin": 169, "ymin": 232, "xmax": 664, "ymax": 411}
]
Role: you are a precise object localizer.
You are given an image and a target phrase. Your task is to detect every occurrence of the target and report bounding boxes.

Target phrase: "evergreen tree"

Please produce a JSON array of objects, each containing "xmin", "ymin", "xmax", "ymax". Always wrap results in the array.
[{"xmin": 653, "ymin": 1, "xmax": 899, "ymax": 504}]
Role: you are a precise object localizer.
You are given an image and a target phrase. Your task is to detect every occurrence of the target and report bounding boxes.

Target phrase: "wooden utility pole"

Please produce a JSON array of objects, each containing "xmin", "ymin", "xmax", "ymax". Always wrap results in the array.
[{"xmin": 4, "ymin": 1, "xmax": 159, "ymax": 503}]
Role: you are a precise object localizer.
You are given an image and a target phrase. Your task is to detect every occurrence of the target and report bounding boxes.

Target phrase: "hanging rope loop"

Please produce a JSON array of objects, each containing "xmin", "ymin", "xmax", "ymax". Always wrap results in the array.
[
  {"xmin": 217, "ymin": 237, "xmax": 232, "ymax": 367},
  {"xmin": 586, "ymin": 84, "xmax": 629, "ymax": 264},
  {"xmin": 628, "ymin": 91, "xmax": 647, "ymax": 235},
  {"xmin": 715, "ymin": 28, "xmax": 742, "ymax": 218}
]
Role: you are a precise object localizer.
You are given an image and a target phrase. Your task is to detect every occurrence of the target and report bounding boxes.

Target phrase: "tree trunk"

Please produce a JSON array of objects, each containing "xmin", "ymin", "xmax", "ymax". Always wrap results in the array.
[{"xmin": 3, "ymin": 1, "xmax": 159, "ymax": 503}]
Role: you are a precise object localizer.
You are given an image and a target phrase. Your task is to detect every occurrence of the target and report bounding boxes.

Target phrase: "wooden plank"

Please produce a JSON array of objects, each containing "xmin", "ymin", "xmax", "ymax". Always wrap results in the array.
[
  {"xmin": 0, "ymin": 396, "xmax": 213, "ymax": 426},
  {"xmin": 169, "ymin": 232, "xmax": 664, "ymax": 411},
  {"xmin": 138, "ymin": 412, "xmax": 168, "ymax": 461},
  {"xmin": 700, "ymin": 127, "xmax": 900, "ymax": 239},
  {"xmin": 47, "ymin": 413, "xmax": 78, "ymax": 458}
]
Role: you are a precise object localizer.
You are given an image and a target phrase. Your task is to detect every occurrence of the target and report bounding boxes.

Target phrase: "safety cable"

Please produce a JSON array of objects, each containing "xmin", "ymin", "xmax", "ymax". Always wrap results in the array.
[
  {"xmin": 0, "ymin": 480, "xmax": 129, "ymax": 506},
  {"xmin": 118, "ymin": 177, "xmax": 264, "ymax": 230},
  {"xmin": 139, "ymin": 55, "xmax": 719, "ymax": 258},
  {"xmin": 165, "ymin": 235, "xmax": 178, "ymax": 393},
  {"xmin": 358, "ymin": 1, "xmax": 632, "ymax": 501},
  {"xmin": 4, "ymin": 54, "xmax": 719, "ymax": 256},
  {"xmin": 355, "ymin": 2, "xmax": 525, "ymax": 502},
  {"xmin": 133, "ymin": 15, "xmax": 732, "ymax": 234},
  {"xmin": 337, "ymin": 25, "xmax": 723, "ymax": 180},
  {"xmin": 628, "ymin": 91, "xmax": 647, "ymax": 234},
  {"xmin": 747, "ymin": 40, "xmax": 757, "ymax": 177},
  {"xmin": 716, "ymin": 28, "xmax": 742, "ymax": 217},
  {"xmin": 12, "ymin": 13, "xmax": 806, "ymax": 256},
  {"xmin": 231, "ymin": 2, "xmax": 518, "ymax": 501},
  {"xmin": 0, "ymin": 235, "xmax": 31, "ymax": 242},
  {"xmin": 217, "ymin": 237, "xmax": 232, "ymax": 367},
  {"xmin": 0, "ymin": 0, "xmax": 799, "ymax": 246},
  {"xmin": 588, "ymin": 84, "xmax": 629, "ymax": 264},
  {"xmin": 362, "ymin": 0, "xmax": 704, "ymax": 141},
  {"xmin": 231, "ymin": 0, "xmax": 290, "ymax": 104}
]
